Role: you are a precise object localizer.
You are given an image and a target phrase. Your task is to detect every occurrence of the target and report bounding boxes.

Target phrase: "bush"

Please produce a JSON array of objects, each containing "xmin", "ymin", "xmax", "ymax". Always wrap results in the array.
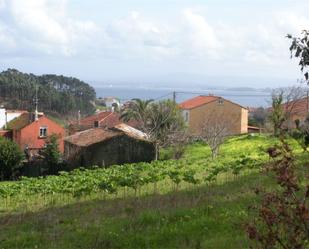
[
  {"xmin": 246, "ymin": 138, "xmax": 309, "ymax": 249},
  {"xmin": 40, "ymin": 134, "xmax": 62, "ymax": 175},
  {"xmin": 0, "ymin": 137, "xmax": 24, "ymax": 180}
]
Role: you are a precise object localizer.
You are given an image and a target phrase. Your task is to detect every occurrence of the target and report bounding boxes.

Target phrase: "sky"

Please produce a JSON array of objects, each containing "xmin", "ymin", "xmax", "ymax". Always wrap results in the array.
[{"xmin": 0, "ymin": 0, "xmax": 309, "ymax": 88}]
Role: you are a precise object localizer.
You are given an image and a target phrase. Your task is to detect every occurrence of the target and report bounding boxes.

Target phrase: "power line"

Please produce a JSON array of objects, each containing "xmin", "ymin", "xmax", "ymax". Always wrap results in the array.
[
  {"xmin": 99, "ymin": 90, "xmax": 272, "ymax": 103},
  {"xmin": 152, "ymin": 92, "xmax": 173, "ymax": 101},
  {"xmin": 175, "ymin": 91, "xmax": 271, "ymax": 97}
]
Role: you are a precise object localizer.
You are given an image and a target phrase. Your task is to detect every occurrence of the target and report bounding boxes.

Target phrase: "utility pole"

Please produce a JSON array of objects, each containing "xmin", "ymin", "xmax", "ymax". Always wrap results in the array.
[
  {"xmin": 306, "ymin": 90, "xmax": 309, "ymax": 116},
  {"xmin": 173, "ymin": 91, "xmax": 176, "ymax": 103},
  {"xmin": 34, "ymin": 85, "xmax": 39, "ymax": 121}
]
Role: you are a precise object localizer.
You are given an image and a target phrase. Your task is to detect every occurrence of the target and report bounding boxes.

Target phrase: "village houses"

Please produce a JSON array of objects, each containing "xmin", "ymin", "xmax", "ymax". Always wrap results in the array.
[
  {"xmin": 0, "ymin": 95, "xmax": 249, "ymax": 168},
  {"xmin": 0, "ymin": 105, "xmax": 65, "ymax": 159},
  {"xmin": 281, "ymin": 96, "xmax": 309, "ymax": 129},
  {"xmin": 179, "ymin": 95, "xmax": 248, "ymax": 136},
  {"xmin": 5, "ymin": 112, "xmax": 65, "ymax": 154}
]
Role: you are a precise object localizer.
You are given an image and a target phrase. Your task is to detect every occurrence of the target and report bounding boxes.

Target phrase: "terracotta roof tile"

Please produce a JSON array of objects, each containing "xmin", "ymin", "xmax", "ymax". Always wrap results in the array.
[
  {"xmin": 112, "ymin": 123, "xmax": 148, "ymax": 140},
  {"xmin": 65, "ymin": 124, "xmax": 149, "ymax": 147},
  {"xmin": 283, "ymin": 97, "xmax": 309, "ymax": 117},
  {"xmin": 267, "ymin": 97, "xmax": 309, "ymax": 117},
  {"xmin": 179, "ymin": 95, "xmax": 219, "ymax": 109},
  {"xmin": 179, "ymin": 95, "xmax": 247, "ymax": 110},
  {"xmin": 64, "ymin": 128, "xmax": 122, "ymax": 147},
  {"xmin": 70, "ymin": 111, "xmax": 140, "ymax": 132}
]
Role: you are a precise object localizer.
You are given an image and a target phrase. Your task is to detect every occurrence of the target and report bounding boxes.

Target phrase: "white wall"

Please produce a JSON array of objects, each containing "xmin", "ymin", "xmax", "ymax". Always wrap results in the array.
[
  {"xmin": 0, "ymin": 108, "xmax": 24, "ymax": 129},
  {"xmin": 0, "ymin": 108, "xmax": 5, "ymax": 129}
]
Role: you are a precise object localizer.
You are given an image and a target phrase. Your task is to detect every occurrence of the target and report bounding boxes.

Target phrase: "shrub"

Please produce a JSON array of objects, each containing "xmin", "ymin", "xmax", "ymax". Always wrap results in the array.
[
  {"xmin": 0, "ymin": 137, "xmax": 24, "ymax": 180},
  {"xmin": 246, "ymin": 138, "xmax": 309, "ymax": 249}
]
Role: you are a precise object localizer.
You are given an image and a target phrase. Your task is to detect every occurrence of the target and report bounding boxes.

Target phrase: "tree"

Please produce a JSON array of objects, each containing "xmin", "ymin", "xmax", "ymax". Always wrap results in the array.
[
  {"xmin": 120, "ymin": 98, "xmax": 154, "ymax": 131},
  {"xmin": 0, "ymin": 68, "xmax": 96, "ymax": 116},
  {"xmin": 166, "ymin": 129, "xmax": 191, "ymax": 159},
  {"xmin": 147, "ymin": 100, "xmax": 186, "ymax": 160},
  {"xmin": 40, "ymin": 134, "xmax": 61, "ymax": 175},
  {"xmin": 200, "ymin": 111, "xmax": 232, "ymax": 159},
  {"xmin": 270, "ymin": 87, "xmax": 304, "ymax": 136},
  {"xmin": 0, "ymin": 137, "xmax": 24, "ymax": 180},
  {"xmin": 121, "ymin": 99, "xmax": 186, "ymax": 160},
  {"xmin": 246, "ymin": 137, "xmax": 309, "ymax": 249},
  {"xmin": 270, "ymin": 91, "xmax": 285, "ymax": 136},
  {"xmin": 246, "ymin": 31, "xmax": 309, "ymax": 249},
  {"xmin": 249, "ymin": 107, "xmax": 268, "ymax": 127},
  {"xmin": 288, "ymin": 30, "xmax": 309, "ymax": 82},
  {"xmin": 291, "ymin": 116, "xmax": 309, "ymax": 152}
]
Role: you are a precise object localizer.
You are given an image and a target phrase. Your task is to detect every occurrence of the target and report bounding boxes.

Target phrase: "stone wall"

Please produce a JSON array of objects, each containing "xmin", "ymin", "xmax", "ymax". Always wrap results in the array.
[{"xmin": 65, "ymin": 134, "xmax": 155, "ymax": 168}]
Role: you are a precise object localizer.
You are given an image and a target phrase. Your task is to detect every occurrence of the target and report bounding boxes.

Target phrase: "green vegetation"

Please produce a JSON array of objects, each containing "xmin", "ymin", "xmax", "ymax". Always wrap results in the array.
[
  {"xmin": 40, "ymin": 135, "xmax": 62, "ymax": 175},
  {"xmin": 0, "ymin": 68, "xmax": 96, "ymax": 115},
  {"xmin": 0, "ymin": 137, "xmax": 24, "ymax": 180},
  {"xmin": 121, "ymin": 98, "xmax": 185, "ymax": 160},
  {"xmin": 0, "ymin": 135, "xmax": 307, "ymax": 248}
]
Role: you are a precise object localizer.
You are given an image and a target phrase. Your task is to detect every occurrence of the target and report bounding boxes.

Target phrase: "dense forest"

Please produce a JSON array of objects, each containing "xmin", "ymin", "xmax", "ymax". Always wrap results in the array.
[{"xmin": 0, "ymin": 69, "xmax": 96, "ymax": 116}]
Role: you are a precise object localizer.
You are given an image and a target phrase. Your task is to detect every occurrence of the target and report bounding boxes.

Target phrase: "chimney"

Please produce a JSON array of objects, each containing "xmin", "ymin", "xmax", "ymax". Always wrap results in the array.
[{"xmin": 34, "ymin": 109, "xmax": 39, "ymax": 121}]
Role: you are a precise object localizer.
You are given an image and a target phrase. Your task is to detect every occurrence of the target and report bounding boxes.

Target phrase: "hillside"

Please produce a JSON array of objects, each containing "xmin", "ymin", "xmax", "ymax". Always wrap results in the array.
[
  {"xmin": 0, "ymin": 69, "xmax": 96, "ymax": 116},
  {"xmin": 0, "ymin": 135, "xmax": 307, "ymax": 248}
]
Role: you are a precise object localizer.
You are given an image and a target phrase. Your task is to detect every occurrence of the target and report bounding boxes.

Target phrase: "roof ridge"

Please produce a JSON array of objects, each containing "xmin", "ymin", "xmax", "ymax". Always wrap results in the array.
[{"xmin": 98, "ymin": 112, "xmax": 114, "ymax": 124}]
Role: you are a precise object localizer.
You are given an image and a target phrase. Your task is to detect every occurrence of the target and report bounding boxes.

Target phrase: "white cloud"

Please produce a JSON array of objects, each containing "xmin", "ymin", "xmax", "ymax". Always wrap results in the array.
[
  {"xmin": 0, "ymin": 0, "xmax": 100, "ymax": 57},
  {"xmin": 104, "ymin": 11, "xmax": 177, "ymax": 60},
  {"xmin": 0, "ymin": 21, "xmax": 14, "ymax": 46},
  {"xmin": 182, "ymin": 9, "xmax": 221, "ymax": 58},
  {"xmin": 275, "ymin": 12, "xmax": 309, "ymax": 33},
  {"xmin": 0, "ymin": 0, "xmax": 5, "ymax": 10},
  {"xmin": 109, "ymin": 11, "xmax": 171, "ymax": 48},
  {"xmin": 0, "ymin": 1, "xmax": 308, "ymax": 73},
  {"xmin": 240, "ymin": 12, "xmax": 309, "ymax": 66}
]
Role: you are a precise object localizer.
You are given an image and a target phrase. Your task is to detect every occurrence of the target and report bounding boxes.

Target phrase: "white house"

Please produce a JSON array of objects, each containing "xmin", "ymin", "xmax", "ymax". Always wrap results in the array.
[
  {"xmin": 103, "ymin": 97, "xmax": 120, "ymax": 112},
  {"xmin": 0, "ymin": 107, "xmax": 27, "ymax": 129}
]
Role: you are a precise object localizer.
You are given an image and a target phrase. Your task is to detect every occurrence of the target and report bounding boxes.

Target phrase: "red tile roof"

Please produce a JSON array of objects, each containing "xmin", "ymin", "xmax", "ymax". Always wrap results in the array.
[
  {"xmin": 179, "ymin": 95, "xmax": 219, "ymax": 109},
  {"xmin": 0, "ymin": 130, "xmax": 12, "ymax": 139},
  {"xmin": 267, "ymin": 97, "xmax": 309, "ymax": 116},
  {"xmin": 64, "ymin": 128, "xmax": 122, "ymax": 147},
  {"xmin": 282, "ymin": 97, "xmax": 309, "ymax": 117},
  {"xmin": 179, "ymin": 95, "xmax": 247, "ymax": 110},
  {"xmin": 79, "ymin": 111, "xmax": 113, "ymax": 127},
  {"xmin": 69, "ymin": 111, "xmax": 140, "ymax": 133},
  {"xmin": 65, "ymin": 123, "xmax": 149, "ymax": 147},
  {"xmin": 112, "ymin": 123, "xmax": 148, "ymax": 140}
]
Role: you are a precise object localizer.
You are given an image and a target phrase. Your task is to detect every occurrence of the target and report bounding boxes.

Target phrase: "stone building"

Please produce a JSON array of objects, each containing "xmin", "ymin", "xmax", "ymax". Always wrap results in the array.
[{"xmin": 64, "ymin": 123, "xmax": 155, "ymax": 168}]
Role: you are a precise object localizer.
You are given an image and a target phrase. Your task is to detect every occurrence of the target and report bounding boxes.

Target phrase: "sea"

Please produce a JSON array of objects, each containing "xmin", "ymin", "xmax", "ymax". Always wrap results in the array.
[{"xmin": 95, "ymin": 86, "xmax": 272, "ymax": 108}]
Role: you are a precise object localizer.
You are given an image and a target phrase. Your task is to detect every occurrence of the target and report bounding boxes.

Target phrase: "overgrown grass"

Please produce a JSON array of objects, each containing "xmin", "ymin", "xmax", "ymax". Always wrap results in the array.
[
  {"xmin": 0, "ymin": 172, "xmax": 272, "ymax": 249},
  {"xmin": 0, "ymin": 134, "xmax": 307, "ymax": 249}
]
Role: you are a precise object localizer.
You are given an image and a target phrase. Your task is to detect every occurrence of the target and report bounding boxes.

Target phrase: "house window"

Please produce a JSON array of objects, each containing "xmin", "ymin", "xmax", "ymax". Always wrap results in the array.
[
  {"xmin": 94, "ymin": 121, "xmax": 99, "ymax": 128},
  {"xmin": 39, "ymin": 127, "xmax": 47, "ymax": 137},
  {"xmin": 218, "ymin": 99, "xmax": 224, "ymax": 105}
]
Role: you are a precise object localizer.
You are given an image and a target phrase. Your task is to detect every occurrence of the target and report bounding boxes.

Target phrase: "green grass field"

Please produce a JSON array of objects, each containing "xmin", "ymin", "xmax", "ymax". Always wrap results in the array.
[{"xmin": 0, "ymin": 134, "xmax": 307, "ymax": 249}]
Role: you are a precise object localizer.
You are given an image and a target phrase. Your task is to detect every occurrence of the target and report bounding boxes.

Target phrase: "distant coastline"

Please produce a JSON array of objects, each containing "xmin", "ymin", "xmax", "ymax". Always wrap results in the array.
[{"xmin": 95, "ymin": 85, "xmax": 271, "ymax": 107}]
